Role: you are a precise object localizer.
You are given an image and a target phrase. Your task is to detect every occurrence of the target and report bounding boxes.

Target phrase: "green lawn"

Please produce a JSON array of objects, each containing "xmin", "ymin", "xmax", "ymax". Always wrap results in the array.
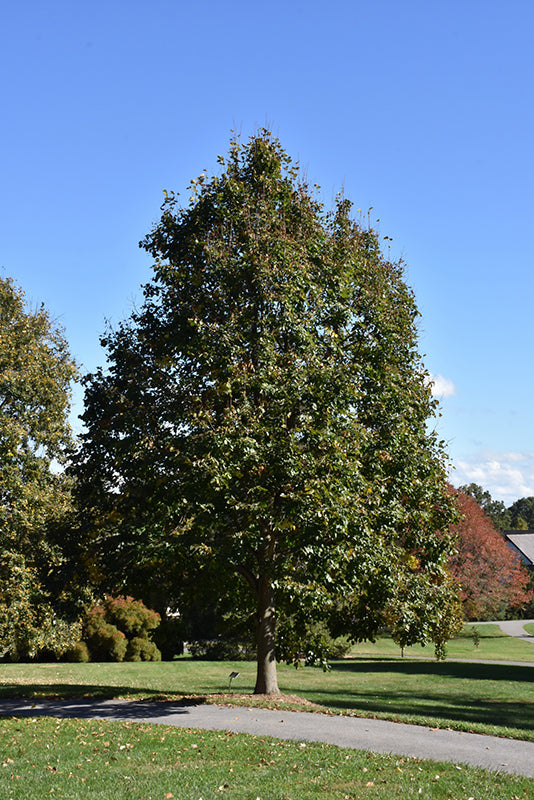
[
  {"xmin": 1, "ymin": 629, "xmax": 533, "ymax": 741},
  {"xmin": 348, "ymin": 622, "xmax": 534, "ymax": 661},
  {"xmin": 523, "ymin": 623, "xmax": 534, "ymax": 635},
  {"xmin": 1, "ymin": 716, "xmax": 533, "ymax": 800},
  {"xmin": 1, "ymin": 625, "xmax": 534, "ymax": 798}
]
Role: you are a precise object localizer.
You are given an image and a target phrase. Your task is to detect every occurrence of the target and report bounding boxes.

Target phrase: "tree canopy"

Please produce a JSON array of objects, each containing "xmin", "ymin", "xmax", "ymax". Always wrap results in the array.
[
  {"xmin": 0, "ymin": 276, "xmax": 80, "ymax": 659},
  {"xmin": 507, "ymin": 496, "xmax": 534, "ymax": 530},
  {"xmin": 458, "ymin": 483, "xmax": 511, "ymax": 530},
  {"xmin": 458, "ymin": 483, "xmax": 534, "ymax": 531},
  {"xmin": 75, "ymin": 132, "xmax": 459, "ymax": 691}
]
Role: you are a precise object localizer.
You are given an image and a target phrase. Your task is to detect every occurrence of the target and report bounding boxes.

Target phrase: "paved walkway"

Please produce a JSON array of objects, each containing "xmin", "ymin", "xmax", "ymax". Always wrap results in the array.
[
  {"xmin": 495, "ymin": 618, "xmax": 534, "ymax": 644},
  {"xmin": 2, "ymin": 621, "xmax": 533, "ymax": 778},
  {"xmin": 1, "ymin": 696, "xmax": 534, "ymax": 778}
]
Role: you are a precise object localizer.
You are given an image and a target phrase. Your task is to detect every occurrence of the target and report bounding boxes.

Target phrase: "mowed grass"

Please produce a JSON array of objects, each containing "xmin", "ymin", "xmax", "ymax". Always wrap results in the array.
[
  {"xmin": 1, "ymin": 626, "xmax": 533, "ymax": 798},
  {"xmin": 0, "ymin": 624, "xmax": 533, "ymax": 741},
  {"xmin": 348, "ymin": 622, "xmax": 534, "ymax": 661},
  {"xmin": 1, "ymin": 716, "xmax": 533, "ymax": 800}
]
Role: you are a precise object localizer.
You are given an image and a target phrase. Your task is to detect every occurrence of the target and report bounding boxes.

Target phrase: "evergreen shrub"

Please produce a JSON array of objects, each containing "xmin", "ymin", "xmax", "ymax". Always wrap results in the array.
[
  {"xmin": 65, "ymin": 596, "xmax": 161, "ymax": 663},
  {"xmin": 63, "ymin": 641, "xmax": 90, "ymax": 663},
  {"xmin": 126, "ymin": 636, "xmax": 161, "ymax": 662}
]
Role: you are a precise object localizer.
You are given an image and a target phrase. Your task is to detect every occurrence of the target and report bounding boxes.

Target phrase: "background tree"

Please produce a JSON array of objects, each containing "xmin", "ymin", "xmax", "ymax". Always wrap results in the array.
[
  {"xmin": 507, "ymin": 497, "xmax": 534, "ymax": 530},
  {"xmin": 458, "ymin": 483, "xmax": 511, "ymax": 530},
  {"xmin": 449, "ymin": 489, "xmax": 532, "ymax": 620},
  {"xmin": 459, "ymin": 482, "xmax": 534, "ymax": 531},
  {"xmin": 75, "ymin": 132, "xmax": 459, "ymax": 692},
  {"xmin": 0, "ymin": 276, "xmax": 81, "ymax": 659}
]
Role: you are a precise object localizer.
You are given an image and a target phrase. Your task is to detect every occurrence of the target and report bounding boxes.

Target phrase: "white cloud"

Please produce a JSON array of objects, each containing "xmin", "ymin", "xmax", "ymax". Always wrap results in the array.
[
  {"xmin": 428, "ymin": 374, "xmax": 456, "ymax": 398},
  {"xmin": 451, "ymin": 450, "xmax": 534, "ymax": 503}
]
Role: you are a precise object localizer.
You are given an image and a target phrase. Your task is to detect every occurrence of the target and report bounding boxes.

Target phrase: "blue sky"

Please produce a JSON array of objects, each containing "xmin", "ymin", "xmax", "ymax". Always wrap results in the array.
[{"xmin": 2, "ymin": 0, "xmax": 533, "ymax": 504}]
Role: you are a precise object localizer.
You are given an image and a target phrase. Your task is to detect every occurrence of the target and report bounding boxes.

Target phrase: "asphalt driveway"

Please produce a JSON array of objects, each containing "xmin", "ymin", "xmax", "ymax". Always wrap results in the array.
[
  {"xmin": 2, "ymin": 620, "xmax": 534, "ymax": 778},
  {"xmin": 1, "ymin": 696, "xmax": 534, "ymax": 778}
]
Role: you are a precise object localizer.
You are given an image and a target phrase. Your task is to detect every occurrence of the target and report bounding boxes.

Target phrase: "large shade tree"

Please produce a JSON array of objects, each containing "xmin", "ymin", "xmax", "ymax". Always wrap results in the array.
[
  {"xmin": 0, "ymin": 276, "xmax": 81, "ymax": 659},
  {"xmin": 75, "ymin": 132, "xmax": 459, "ymax": 692}
]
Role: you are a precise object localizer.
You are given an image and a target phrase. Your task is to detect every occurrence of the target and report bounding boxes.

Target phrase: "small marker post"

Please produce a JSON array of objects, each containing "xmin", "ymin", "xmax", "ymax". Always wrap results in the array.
[{"xmin": 228, "ymin": 671, "xmax": 240, "ymax": 691}]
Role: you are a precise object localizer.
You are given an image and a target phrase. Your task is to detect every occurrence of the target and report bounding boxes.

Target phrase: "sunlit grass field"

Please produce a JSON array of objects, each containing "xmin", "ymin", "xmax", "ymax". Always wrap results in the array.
[
  {"xmin": 347, "ymin": 622, "xmax": 534, "ymax": 661},
  {"xmin": 1, "ymin": 625, "xmax": 533, "ymax": 741},
  {"xmin": 1, "ymin": 624, "xmax": 534, "ymax": 798},
  {"xmin": 1, "ymin": 716, "xmax": 533, "ymax": 800}
]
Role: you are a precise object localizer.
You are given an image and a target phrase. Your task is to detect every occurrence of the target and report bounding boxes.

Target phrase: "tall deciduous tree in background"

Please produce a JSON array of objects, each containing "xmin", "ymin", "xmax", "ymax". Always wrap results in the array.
[
  {"xmin": 507, "ymin": 496, "xmax": 534, "ymax": 530},
  {"xmin": 449, "ymin": 489, "xmax": 532, "ymax": 620},
  {"xmin": 459, "ymin": 482, "xmax": 534, "ymax": 532},
  {"xmin": 0, "ymin": 277, "xmax": 80, "ymax": 658},
  {"xmin": 458, "ymin": 483, "xmax": 511, "ymax": 530},
  {"xmin": 75, "ymin": 132, "xmax": 459, "ymax": 692}
]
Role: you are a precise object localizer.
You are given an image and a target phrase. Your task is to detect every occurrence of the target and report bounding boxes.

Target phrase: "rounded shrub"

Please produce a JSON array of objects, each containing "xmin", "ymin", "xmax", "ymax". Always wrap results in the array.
[
  {"xmin": 126, "ymin": 636, "xmax": 162, "ymax": 662},
  {"xmin": 63, "ymin": 641, "xmax": 91, "ymax": 663},
  {"xmin": 85, "ymin": 616, "xmax": 127, "ymax": 662},
  {"xmin": 82, "ymin": 596, "xmax": 161, "ymax": 662},
  {"xmin": 103, "ymin": 596, "xmax": 160, "ymax": 638}
]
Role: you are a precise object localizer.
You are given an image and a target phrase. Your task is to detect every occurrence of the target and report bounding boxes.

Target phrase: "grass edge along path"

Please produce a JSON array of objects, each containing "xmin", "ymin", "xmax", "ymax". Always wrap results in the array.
[
  {"xmin": 1, "ymin": 653, "xmax": 533, "ymax": 742},
  {"xmin": 1, "ymin": 625, "xmax": 533, "ymax": 742},
  {"xmin": 1, "ymin": 716, "xmax": 534, "ymax": 800}
]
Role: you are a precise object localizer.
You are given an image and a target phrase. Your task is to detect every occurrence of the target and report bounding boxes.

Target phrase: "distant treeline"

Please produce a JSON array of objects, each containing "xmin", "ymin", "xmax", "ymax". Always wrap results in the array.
[{"xmin": 459, "ymin": 484, "xmax": 534, "ymax": 531}]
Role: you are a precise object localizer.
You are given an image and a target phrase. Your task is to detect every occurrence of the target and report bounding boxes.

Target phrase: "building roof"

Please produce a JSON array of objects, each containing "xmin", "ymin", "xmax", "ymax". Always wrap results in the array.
[{"xmin": 504, "ymin": 531, "xmax": 534, "ymax": 567}]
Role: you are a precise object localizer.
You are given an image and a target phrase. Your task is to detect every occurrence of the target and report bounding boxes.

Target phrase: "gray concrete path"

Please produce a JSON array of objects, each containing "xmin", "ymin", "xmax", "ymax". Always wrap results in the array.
[
  {"xmin": 1, "ymin": 697, "xmax": 534, "ymax": 778},
  {"xmin": 495, "ymin": 619, "xmax": 534, "ymax": 644}
]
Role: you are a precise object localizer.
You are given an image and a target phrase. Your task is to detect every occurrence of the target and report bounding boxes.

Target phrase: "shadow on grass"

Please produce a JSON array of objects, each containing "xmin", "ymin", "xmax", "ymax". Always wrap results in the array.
[
  {"xmin": 2, "ymin": 658, "xmax": 533, "ymax": 735},
  {"xmin": 332, "ymin": 657, "xmax": 534, "ymax": 682},
  {"xmin": 0, "ymin": 684, "xmax": 212, "ymax": 724},
  {"xmin": 0, "ymin": 683, "xmax": 208, "ymax": 703},
  {"xmin": 307, "ymin": 688, "xmax": 534, "ymax": 731},
  {"xmin": 0, "ymin": 684, "xmax": 153, "ymax": 700},
  {"xmin": 297, "ymin": 659, "xmax": 534, "ymax": 733}
]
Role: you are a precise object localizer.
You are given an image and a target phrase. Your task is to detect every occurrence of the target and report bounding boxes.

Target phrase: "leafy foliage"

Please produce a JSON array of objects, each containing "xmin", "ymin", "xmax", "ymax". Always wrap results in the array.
[
  {"xmin": 0, "ymin": 553, "xmax": 82, "ymax": 661},
  {"xmin": 63, "ymin": 640, "xmax": 90, "ymax": 662},
  {"xmin": 449, "ymin": 489, "xmax": 533, "ymax": 620},
  {"xmin": 507, "ymin": 496, "xmax": 534, "ymax": 530},
  {"xmin": 277, "ymin": 617, "xmax": 351, "ymax": 670},
  {"xmin": 84, "ymin": 610, "xmax": 127, "ymax": 662},
  {"xmin": 74, "ymin": 131, "xmax": 459, "ymax": 692},
  {"xmin": 0, "ymin": 277, "xmax": 80, "ymax": 660},
  {"xmin": 385, "ymin": 569, "xmax": 463, "ymax": 660},
  {"xmin": 125, "ymin": 635, "xmax": 161, "ymax": 662},
  {"xmin": 458, "ymin": 482, "xmax": 534, "ymax": 532},
  {"xmin": 101, "ymin": 594, "xmax": 160, "ymax": 638},
  {"xmin": 458, "ymin": 483, "xmax": 511, "ymax": 529},
  {"xmin": 78, "ymin": 596, "xmax": 161, "ymax": 662}
]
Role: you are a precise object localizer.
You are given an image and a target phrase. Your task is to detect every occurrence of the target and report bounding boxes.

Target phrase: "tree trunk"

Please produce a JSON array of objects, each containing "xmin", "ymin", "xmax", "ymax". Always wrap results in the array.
[{"xmin": 254, "ymin": 576, "xmax": 279, "ymax": 694}]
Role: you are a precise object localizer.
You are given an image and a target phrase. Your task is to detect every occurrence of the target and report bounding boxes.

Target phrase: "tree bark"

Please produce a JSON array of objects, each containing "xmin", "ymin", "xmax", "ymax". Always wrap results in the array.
[{"xmin": 254, "ymin": 576, "xmax": 279, "ymax": 694}]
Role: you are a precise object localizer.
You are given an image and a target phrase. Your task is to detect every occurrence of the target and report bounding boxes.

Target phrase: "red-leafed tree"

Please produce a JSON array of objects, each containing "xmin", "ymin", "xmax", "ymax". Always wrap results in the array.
[{"xmin": 449, "ymin": 488, "xmax": 532, "ymax": 620}]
